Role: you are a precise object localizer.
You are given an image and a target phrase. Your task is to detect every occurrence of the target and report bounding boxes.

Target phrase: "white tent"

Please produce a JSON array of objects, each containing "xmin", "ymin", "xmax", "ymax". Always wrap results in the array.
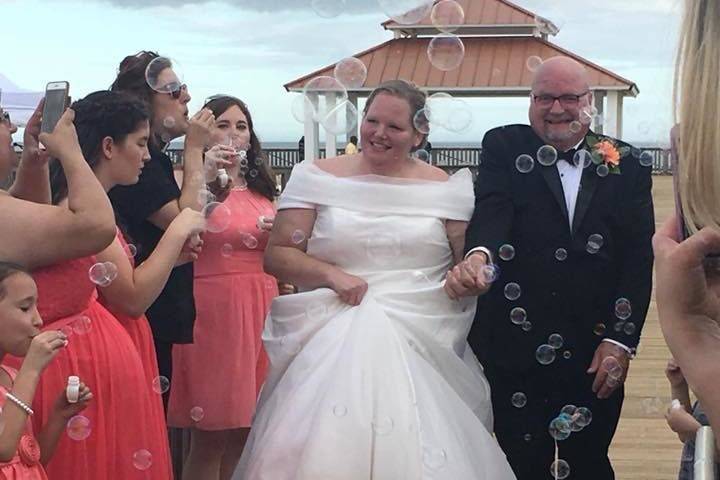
[{"xmin": 0, "ymin": 73, "xmax": 42, "ymax": 126}]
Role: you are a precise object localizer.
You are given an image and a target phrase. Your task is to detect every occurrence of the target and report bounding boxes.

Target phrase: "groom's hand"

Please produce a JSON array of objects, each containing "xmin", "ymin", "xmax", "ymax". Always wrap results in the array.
[
  {"xmin": 444, "ymin": 253, "xmax": 491, "ymax": 300},
  {"xmin": 587, "ymin": 342, "xmax": 630, "ymax": 399}
]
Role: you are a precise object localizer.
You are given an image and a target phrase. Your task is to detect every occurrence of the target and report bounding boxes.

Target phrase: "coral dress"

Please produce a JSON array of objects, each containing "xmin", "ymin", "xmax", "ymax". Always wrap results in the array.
[
  {"xmin": 0, "ymin": 366, "xmax": 49, "ymax": 480},
  {"xmin": 168, "ymin": 188, "xmax": 279, "ymax": 430},
  {"xmin": 98, "ymin": 232, "xmax": 172, "ymax": 479},
  {"xmin": 4, "ymin": 256, "xmax": 171, "ymax": 479}
]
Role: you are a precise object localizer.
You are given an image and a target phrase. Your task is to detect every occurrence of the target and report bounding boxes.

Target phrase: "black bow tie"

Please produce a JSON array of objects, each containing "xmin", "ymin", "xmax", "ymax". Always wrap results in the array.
[{"xmin": 558, "ymin": 149, "xmax": 577, "ymax": 167}]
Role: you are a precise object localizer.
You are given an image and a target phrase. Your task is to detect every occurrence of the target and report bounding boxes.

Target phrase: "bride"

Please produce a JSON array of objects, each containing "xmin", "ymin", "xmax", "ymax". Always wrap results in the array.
[{"xmin": 234, "ymin": 80, "xmax": 516, "ymax": 479}]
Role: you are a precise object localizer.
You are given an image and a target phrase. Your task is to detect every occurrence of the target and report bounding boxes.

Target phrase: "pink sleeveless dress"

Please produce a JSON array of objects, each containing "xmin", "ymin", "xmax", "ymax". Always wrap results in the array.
[
  {"xmin": 4, "ymin": 256, "xmax": 171, "ymax": 479},
  {"xmin": 168, "ymin": 188, "xmax": 279, "ymax": 430},
  {"xmin": 98, "ymin": 231, "xmax": 173, "ymax": 479},
  {"xmin": 0, "ymin": 366, "xmax": 49, "ymax": 480}
]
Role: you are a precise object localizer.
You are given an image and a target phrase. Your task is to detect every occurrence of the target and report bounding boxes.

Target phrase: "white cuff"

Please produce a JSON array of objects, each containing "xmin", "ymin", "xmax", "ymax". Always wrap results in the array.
[
  {"xmin": 465, "ymin": 246, "xmax": 493, "ymax": 265},
  {"xmin": 602, "ymin": 338, "xmax": 635, "ymax": 358}
]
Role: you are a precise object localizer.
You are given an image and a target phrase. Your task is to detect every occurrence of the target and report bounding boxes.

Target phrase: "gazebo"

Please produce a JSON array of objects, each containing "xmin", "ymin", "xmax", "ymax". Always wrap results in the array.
[{"xmin": 284, "ymin": 0, "xmax": 638, "ymax": 163}]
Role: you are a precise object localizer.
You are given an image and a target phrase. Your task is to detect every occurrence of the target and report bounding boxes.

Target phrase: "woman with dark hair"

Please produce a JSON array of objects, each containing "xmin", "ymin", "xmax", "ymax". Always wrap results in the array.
[
  {"xmin": 167, "ymin": 95, "xmax": 279, "ymax": 480},
  {"xmin": 3, "ymin": 91, "xmax": 180, "ymax": 480},
  {"xmin": 49, "ymin": 90, "xmax": 209, "ymax": 479},
  {"xmin": 108, "ymin": 51, "xmax": 216, "ymax": 400}
]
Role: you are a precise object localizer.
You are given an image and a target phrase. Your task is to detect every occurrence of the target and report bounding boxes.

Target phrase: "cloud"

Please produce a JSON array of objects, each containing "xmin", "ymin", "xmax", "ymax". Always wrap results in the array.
[{"xmin": 97, "ymin": 0, "xmax": 374, "ymax": 13}]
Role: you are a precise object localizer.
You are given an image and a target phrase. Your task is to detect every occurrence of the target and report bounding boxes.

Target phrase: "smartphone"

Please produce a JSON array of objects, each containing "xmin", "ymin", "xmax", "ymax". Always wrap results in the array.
[{"xmin": 40, "ymin": 81, "xmax": 70, "ymax": 134}]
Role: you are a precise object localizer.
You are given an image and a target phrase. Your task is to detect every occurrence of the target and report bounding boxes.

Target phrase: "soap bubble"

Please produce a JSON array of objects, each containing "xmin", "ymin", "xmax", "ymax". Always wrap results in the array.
[
  {"xmin": 334, "ymin": 57, "xmax": 367, "ymax": 89},
  {"xmin": 536, "ymin": 344, "xmax": 556, "ymax": 365},
  {"xmin": 67, "ymin": 415, "xmax": 92, "ymax": 441},
  {"xmin": 190, "ymin": 406, "xmax": 205, "ymax": 422},
  {"xmin": 639, "ymin": 150, "xmax": 654, "ymax": 167},
  {"xmin": 596, "ymin": 164, "xmax": 609, "ymax": 177},
  {"xmin": 555, "ymin": 248, "xmax": 568, "ymax": 261},
  {"xmin": 537, "ymin": 145, "xmax": 558, "ymax": 166},
  {"xmin": 145, "ymin": 57, "xmax": 184, "ymax": 95},
  {"xmin": 504, "ymin": 282, "xmax": 521, "ymax": 301},
  {"xmin": 430, "ymin": 0, "xmax": 464, "ymax": 33},
  {"xmin": 516, "ymin": 154, "xmax": 534, "ymax": 173},
  {"xmin": 573, "ymin": 149, "xmax": 593, "ymax": 168},
  {"xmin": 526, "ymin": 56, "xmax": 543, "ymax": 72},
  {"xmin": 289, "ymin": 230, "xmax": 306, "ymax": 245},
  {"xmin": 202, "ymin": 202, "xmax": 231, "ymax": 233},
  {"xmin": 510, "ymin": 307, "xmax": 527, "ymax": 325},
  {"xmin": 615, "ymin": 298, "xmax": 632, "ymax": 320},
  {"xmin": 511, "ymin": 392, "xmax": 527, "ymax": 408},
  {"xmin": 291, "ymin": 94, "xmax": 317, "ymax": 124},
  {"xmin": 548, "ymin": 333, "xmax": 564, "ymax": 349},
  {"xmin": 623, "ymin": 322, "xmax": 636, "ymax": 335},
  {"xmin": 427, "ymin": 34, "xmax": 465, "ymax": 71},
  {"xmin": 132, "ymin": 449, "xmax": 153, "ymax": 471},
  {"xmin": 548, "ymin": 417, "xmax": 571, "ymax": 441},
  {"xmin": 498, "ymin": 244, "xmax": 516, "ymax": 261},
  {"xmin": 550, "ymin": 459, "xmax": 570, "ymax": 479},
  {"xmin": 152, "ymin": 376, "xmax": 170, "ymax": 394},
  {"xmin": 72, "ymin": 316, "xmax": 92, "ymax": 335},
  {"xmin": 601, "ymin": 356, "xmax": 623, "ymax": 380}
]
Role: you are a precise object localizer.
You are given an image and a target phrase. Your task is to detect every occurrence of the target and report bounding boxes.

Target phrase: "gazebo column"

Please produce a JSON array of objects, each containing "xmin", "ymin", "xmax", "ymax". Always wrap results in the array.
[
  {"xmin": 304, "ymin": 92, "xmax": 320, "ymax": 161},
  {"xmin": 346, "ymin": 92, "xmax": 359, "ymax": 145},
  {"xmin": 324, "ymin": 92, "xmax": 337, "ymax": 158},
  {"xmin": 592, "ymin": 91, "xmax": 606, "ymax": 135},
  {"xmin": 604, "ymin": 91, "xmax": 623, "ymax": 139}
]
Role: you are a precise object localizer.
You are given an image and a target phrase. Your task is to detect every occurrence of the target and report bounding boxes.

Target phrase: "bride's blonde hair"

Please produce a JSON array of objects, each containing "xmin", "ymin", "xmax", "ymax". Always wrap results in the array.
[{"xmin": 675, "ymin": 0, "xmax": 720, "ymax": 233}]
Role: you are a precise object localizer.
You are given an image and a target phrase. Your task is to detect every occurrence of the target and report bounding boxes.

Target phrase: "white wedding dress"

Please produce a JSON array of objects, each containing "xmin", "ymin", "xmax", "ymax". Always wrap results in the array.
[{"xmin": 234, "ymin": 161, "xmax": 516, "ymax": 480}]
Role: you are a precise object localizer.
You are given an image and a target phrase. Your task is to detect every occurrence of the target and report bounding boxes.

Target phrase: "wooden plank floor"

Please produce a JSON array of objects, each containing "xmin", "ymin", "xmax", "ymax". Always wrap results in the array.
[{"xmin": 609, "ymin": 175, "xmax": 682, "ymax": 479}]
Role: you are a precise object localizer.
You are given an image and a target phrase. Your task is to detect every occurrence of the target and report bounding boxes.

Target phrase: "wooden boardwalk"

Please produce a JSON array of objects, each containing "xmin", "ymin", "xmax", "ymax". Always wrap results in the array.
[{"xmin": 609, "ymin": 175, "xmax": 681, "ymax": 479}]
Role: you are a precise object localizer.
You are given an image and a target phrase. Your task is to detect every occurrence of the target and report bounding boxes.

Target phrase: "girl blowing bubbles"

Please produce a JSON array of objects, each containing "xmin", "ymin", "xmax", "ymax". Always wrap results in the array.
[{"xmin": 0, "ymin": 262, "xmax": 91, "ymax": 478}]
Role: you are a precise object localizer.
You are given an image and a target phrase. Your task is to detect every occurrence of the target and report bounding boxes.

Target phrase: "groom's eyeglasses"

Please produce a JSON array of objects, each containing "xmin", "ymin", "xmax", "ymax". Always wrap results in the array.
[{"xmin": 532, "ymin": 91, "xmax": 590, "ymax": 108}]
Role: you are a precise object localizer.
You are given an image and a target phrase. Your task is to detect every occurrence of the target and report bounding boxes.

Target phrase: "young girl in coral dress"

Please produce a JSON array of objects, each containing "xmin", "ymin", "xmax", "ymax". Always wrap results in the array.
[{"xmin": 0, "ymin": 262, "xmax": 92, "ymax": 480}]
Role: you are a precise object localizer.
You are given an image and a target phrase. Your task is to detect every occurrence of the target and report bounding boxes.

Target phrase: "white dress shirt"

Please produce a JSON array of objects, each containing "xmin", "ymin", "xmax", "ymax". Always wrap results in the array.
[{"xmin": 556, "ymin": 141, "xmax": 584, "ymax": 228}]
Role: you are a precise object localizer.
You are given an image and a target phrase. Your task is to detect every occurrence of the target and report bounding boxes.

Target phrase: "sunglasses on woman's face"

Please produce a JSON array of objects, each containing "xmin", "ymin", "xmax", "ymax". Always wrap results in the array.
[{"xmin": 159, "ymin": 82, "xmax": 187, "ymax": 100}]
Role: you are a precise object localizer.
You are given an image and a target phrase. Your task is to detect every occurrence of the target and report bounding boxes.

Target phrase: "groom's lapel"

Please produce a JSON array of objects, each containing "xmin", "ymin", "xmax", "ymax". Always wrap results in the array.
[{"xmin": 571, "ymin": 135, "xmax": 600, "ymax": 236}]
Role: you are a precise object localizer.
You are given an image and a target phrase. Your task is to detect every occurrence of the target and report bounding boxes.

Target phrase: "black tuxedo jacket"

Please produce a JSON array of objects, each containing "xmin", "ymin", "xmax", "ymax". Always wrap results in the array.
[{"xmin": 465, "ymin": 125, "xmax": 655, "ymax": 373}]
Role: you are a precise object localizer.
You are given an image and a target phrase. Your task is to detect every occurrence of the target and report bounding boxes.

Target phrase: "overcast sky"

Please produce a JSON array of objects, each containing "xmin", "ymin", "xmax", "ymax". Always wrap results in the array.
[{"xmin": 0, "ymin": 0, "xmax": 680, "ymax": 145}]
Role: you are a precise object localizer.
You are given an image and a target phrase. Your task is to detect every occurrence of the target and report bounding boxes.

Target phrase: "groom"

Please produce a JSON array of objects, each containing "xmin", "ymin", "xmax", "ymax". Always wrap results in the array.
[{"xmin": 446, "ymin": 56, "xmax": 654, "ymax": 479}]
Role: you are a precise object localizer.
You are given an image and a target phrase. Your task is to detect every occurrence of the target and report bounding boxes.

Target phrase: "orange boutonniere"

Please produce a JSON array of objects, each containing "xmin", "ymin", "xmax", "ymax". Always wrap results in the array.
[{"xmin": 586, "ymin": 134, "xmax": 629, "ymax": 175}]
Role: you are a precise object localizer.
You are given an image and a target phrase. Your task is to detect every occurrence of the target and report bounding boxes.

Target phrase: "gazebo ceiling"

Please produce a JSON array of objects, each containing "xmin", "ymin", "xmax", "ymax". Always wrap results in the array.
[{"xmin": 284, "ymin": 36, "xmax": 638, "ymax": 97}]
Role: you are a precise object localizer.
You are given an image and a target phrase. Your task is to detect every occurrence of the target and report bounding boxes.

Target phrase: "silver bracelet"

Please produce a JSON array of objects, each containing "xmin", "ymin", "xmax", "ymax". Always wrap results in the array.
[{"xmin": 5, "ymin": 392, "xmax": 34, "ymax": 416}]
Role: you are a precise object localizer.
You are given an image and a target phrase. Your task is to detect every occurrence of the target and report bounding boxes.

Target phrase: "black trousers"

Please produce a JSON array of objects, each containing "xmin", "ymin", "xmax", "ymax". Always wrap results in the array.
[
  {"xmin": 486, "ymin": 362, "xmax": 623, "ymax": 480},
  {"xmin": 153, "ymin": 338, "xmax": 173, "ymax": 412}
]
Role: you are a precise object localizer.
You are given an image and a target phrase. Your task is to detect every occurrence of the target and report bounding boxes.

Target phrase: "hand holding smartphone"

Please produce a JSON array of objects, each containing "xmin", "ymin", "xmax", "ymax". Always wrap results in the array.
[{"xmin": 40, "ymin": 81, "xmax": 70, "ymax": 134}]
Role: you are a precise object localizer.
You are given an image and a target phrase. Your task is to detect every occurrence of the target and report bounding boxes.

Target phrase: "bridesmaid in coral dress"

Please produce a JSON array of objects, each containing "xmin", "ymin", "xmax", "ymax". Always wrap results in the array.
[
  {"xmin": 37, "ymin": 91, "xmax": 203, "ymax": 480},
  {"xmin": 168, "ymin": 96, "xmax": 280, "ymax": 480},
  {"xmin": 47, "ymin": 91, "xmax": 211, "ymax": 479}
]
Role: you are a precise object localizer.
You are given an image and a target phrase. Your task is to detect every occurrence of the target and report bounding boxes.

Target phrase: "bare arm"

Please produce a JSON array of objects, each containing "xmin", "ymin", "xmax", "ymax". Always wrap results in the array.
[
  {"xmin": 99, "ymin": 209, "xmax": 205, "ymax": 317},
  {"xmin": 0, "ymin": 368, "xmax": 41, "ymax": 461},
  {"xmin": 0, "ymin": 110, "xmax": 116, "ymax": 269},
  {"xmin": 446, "ymin": 220, "xmax": 467, "ymax": 265},
  {"xmin": 264, "ymin": 208, "xmax": 337, "ymax": 288},
  {"xmin": 265, "ymin": 208, "xmax": 368, "ymax": 305},
  {"xmin": 9, "ymin": 100, "xmax": 51, "ymax": 204},
  {"xmin": 147, "ymin": 110, "xmax": 214, "ymax": 230}
]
